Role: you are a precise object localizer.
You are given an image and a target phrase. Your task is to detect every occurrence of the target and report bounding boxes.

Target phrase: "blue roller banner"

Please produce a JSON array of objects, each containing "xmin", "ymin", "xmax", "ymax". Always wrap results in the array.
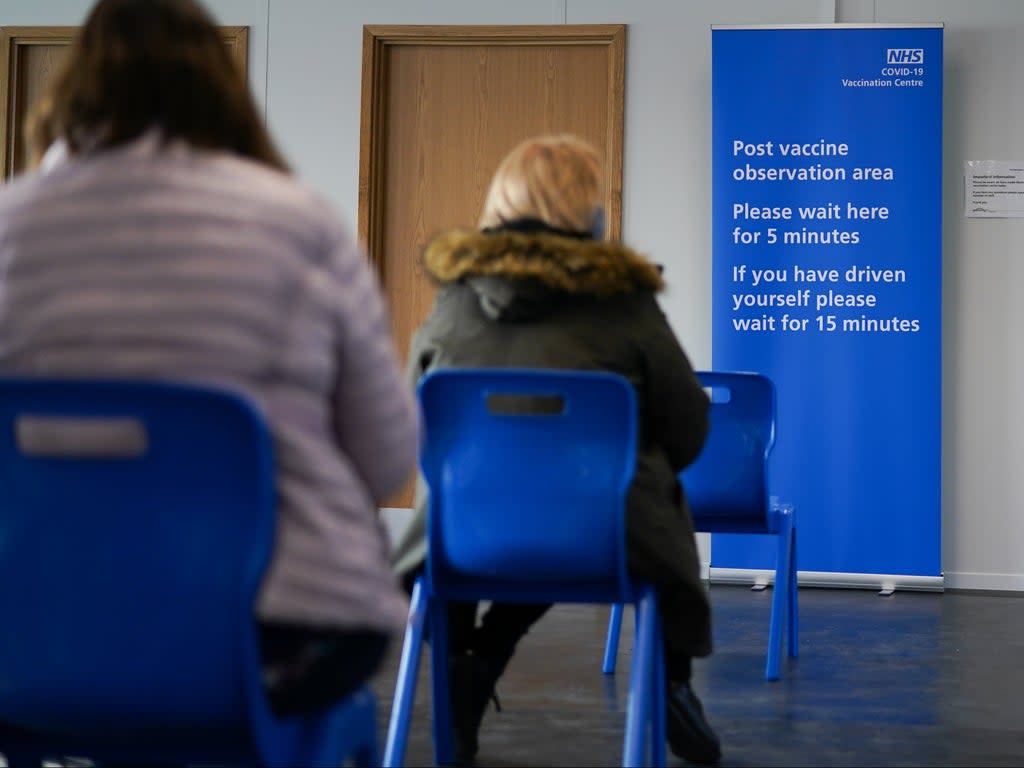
[{"xmin": 711, "ymin": 25, "xmax": 943, "ymax": 580}]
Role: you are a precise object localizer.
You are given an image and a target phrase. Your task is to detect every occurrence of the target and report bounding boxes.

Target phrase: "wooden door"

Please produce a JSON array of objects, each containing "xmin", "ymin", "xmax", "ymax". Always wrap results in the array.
[
  {"xmin": 0, "ymin": 26, "xmax": 249, "ymax": 179},
  {"xmin": 359, "ymin": 25, "xmax": 626, "ymax": 506}
]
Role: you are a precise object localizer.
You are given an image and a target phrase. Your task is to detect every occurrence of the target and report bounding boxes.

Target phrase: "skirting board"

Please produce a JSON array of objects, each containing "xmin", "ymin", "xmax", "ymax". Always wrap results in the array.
[
  {"xmin": 942, "ymin": 571, "xmax": 1024, "ymax": 592},
  {"xmin": 709, "ymin": 567, "xmax": 945, "ymax": 592}
]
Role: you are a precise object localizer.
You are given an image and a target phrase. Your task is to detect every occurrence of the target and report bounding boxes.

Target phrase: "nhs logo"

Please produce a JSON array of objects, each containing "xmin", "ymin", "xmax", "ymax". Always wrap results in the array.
[{"xmin": 886, "ymin": 48, "xmax": 924, "ymax": 64}]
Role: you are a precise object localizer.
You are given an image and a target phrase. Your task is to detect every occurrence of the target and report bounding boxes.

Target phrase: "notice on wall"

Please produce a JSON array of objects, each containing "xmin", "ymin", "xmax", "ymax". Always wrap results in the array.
[
  {"xmin": 712, "ymin": 25, "xmax": 943, "ymax": 581},
  {"xmin": 964, "ymin": 160, "xmax": 1024, "ymax": 217}
]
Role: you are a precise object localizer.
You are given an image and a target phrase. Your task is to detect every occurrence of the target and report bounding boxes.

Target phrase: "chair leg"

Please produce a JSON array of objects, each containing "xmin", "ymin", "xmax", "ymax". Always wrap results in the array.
[
  {"xmin": 353, "ymin": 738, "xmax": 379, "ymax": 768},
  {"xmin": 325, "ymin": 688, "xmax": 379, "ymax": 768},
  {"xmin": 622, "ymin": 592, "xmax": 655, "ymax": 767},
  {"xmin": 2, "ymin": 748, "xmax": 42, "ymax": 768},
  {"xmin": 383, "ymin": 577, "xmax": 429, "ymax": 768},
  {"xmin": 651, "ymin": 607, "xmax": 666, "ymax": 768},
  {"xmin": 429, "ymin": 599, "xmax": 454, "ymax": 767},
  {"xmin": 352, "ymin": 695, "xmax": 381, "ymax": 768},
  {"xmin": 787, "ymin": 513, "xmax": 799, "ymax": 658},
  {"xmin": 765, "ymin": 511, "xmax": 793, "ymax": 681},
  {"xmin": 356, "ymin": 692, "xmax": 380, "ymax": 768},
  {"xmin": 603, "ymin": 603, "xmax": 624, "ymax": 674}
]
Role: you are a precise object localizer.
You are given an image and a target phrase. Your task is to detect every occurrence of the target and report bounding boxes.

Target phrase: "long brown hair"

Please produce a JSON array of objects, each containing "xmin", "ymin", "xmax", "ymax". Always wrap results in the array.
[{"xmin": 28, "ymin": 0, "xmax": 288, "ymax": 171}]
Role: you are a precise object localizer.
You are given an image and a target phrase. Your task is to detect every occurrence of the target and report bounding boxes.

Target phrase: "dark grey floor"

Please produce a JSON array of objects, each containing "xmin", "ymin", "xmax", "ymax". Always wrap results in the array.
[{"xmin": 370, "ymin": 584, "xmax": 1024, "ymax": 767}]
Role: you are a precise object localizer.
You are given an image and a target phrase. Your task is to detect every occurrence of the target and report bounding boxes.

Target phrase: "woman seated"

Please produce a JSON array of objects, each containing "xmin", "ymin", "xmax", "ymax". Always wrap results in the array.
[
  {"xmin": 393, "ymin": 133, "xmax": 722, "ymax": 764},
  {"xmin": 0, "ymin": 0, "xmax": 417, "ymax": 717}
]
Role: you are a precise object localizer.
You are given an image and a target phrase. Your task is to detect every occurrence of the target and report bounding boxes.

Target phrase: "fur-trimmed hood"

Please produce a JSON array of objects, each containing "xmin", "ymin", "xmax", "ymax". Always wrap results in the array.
[{"xmin": 422, "ymin": 229, "xmax": 664, "ymax": 321}]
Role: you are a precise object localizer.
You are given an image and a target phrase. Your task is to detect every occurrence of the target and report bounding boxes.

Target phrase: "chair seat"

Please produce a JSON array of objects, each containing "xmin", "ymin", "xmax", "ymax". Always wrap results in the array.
[
  {"xmin": 436, "ymin": 576, "xmax": 649, "ymax": 605},
  {"xmin": 0, "ymin": 724, "xmax": 257, "ymax": 767},
  {"xmin": 0, "ymin": 689, "xmax": 379, "ymax": 768}
]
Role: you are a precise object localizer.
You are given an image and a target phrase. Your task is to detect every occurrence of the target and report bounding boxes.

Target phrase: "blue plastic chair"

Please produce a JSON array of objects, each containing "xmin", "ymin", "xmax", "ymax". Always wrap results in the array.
[
  {"xmin": 0, "ymin": 378, "xmax": 378, "ymax": 767},
  {"xmin": 383, "ymin": 368, "xmax": 666, "ymax": 767},
  {"xmin": 603, "ymin": 371, "xmax": 798, "ymax": 681}
]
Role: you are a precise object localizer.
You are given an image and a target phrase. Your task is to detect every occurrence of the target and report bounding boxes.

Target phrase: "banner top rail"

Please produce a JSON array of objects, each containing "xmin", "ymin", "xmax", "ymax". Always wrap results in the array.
[{"xmin": 711, "ymin": 23, "xmax": 944, "ymax": 30}]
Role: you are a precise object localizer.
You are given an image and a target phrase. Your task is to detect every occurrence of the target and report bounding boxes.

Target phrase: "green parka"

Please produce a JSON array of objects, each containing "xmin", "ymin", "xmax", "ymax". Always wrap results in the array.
[{"xmin": 392, "ymin": 226, "xmax": 713, "ymax": 657}]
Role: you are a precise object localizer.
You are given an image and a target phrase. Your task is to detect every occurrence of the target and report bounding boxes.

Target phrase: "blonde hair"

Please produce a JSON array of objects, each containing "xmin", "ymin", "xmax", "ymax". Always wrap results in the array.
[{"xmin": 478, "ymin": 134, "xmax": 604, "ymax": 235}]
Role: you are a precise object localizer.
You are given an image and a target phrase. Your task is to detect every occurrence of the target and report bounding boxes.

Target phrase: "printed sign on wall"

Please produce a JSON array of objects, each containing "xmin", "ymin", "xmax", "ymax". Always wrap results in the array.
[{"xmin": 711, "ymin": 25, "xmax": 943, "ymax": 581}]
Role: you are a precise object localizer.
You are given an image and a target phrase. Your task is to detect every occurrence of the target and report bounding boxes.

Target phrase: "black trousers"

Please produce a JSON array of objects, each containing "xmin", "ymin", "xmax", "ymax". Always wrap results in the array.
[
  {"xmin": 447, "ymin": 599, "xmax": 552, "ymax": 662},
  {"xmin": 259, "ymin": 622, "xmax": 390, "ymax": 717}
]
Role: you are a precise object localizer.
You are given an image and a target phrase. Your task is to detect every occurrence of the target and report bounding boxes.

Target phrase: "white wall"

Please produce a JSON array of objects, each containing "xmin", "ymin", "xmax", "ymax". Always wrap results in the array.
[
  {"xmin": 0, "ymin": 0, "xmax": 271, "ymax": 108},
  {"xmin": 872, "ymin": 0, "xmax": 1024, "ymax": 591},
  {"xmin": 1, "ymin": 0, "xmax": 1021, "ymax": 591}
]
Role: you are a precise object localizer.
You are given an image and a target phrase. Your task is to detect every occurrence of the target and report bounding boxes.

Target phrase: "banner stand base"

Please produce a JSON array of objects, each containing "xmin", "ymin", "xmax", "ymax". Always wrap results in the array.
[{"xmin": 709, "ymin": 567, "xmax": 944, "ymax": 593}]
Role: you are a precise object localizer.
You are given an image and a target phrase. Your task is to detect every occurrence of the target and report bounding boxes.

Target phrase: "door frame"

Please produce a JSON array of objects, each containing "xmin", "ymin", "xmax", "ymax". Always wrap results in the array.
[{"xmin": 357, "ymin": 24, "xmax": 627, "ymax": 271}]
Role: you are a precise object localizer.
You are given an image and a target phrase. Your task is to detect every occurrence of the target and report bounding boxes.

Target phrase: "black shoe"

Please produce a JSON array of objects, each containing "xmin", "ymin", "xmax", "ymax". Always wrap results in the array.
[
  {"xmin": 666, "ymin": 681, "xmax": 721, "ymax": 765},
  {"xmin": 449, "ymin": 653, "xmax": 502, "ymax": 763}
]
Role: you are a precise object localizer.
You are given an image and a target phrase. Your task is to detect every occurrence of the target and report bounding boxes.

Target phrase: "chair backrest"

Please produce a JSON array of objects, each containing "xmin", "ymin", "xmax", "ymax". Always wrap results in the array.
[
  {"xmin": 682, "ymin": 371, "xmax": 776, "ymax": 532},
  {"xmin": 418, "ymin": 369, "xmax": 637, "ymax": 600},
  {"xmin": 0, "ymin": 378, "xmax": 275, "ymax": 743}
]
